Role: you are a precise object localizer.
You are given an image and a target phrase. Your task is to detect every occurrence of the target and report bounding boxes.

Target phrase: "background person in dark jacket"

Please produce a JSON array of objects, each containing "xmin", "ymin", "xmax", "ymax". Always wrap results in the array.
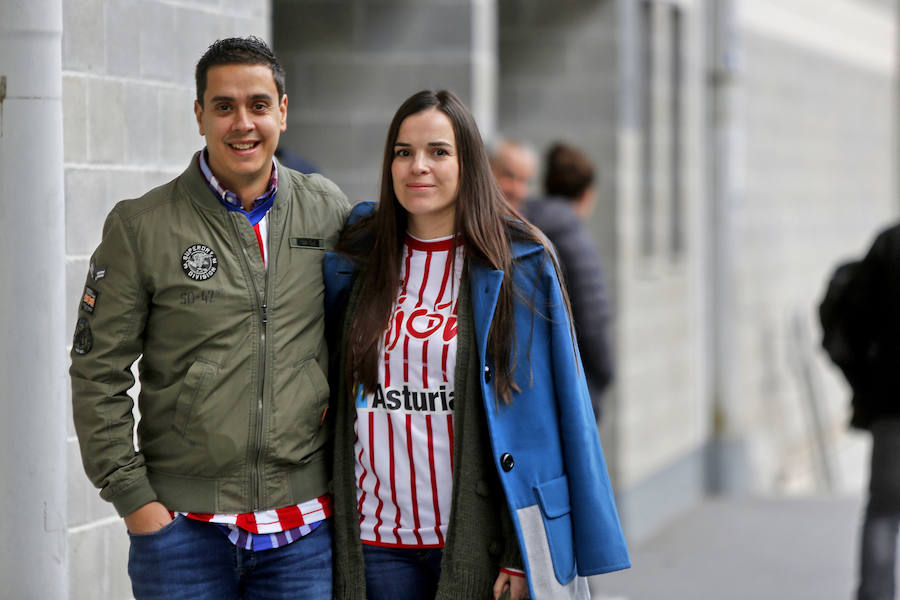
[{"xmin": 493, "ymin": 141, "xmax": 613, "ymax": 420}]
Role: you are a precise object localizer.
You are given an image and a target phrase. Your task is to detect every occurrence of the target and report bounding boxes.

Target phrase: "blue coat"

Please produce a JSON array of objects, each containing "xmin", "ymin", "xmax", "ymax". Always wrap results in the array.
[{"xmin": 325, "ymin": 202, "xmax": 629, "ymax": 599}]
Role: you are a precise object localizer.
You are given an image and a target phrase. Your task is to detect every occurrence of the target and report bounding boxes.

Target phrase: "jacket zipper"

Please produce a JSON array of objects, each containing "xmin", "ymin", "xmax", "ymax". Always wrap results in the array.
[
  {"xmin": 231, "ymin": 215, "xmax": 268, "ymax": 510},
  {"xmin": 254, "ymin": 299, "xmax": 266, "ymax": 509}
]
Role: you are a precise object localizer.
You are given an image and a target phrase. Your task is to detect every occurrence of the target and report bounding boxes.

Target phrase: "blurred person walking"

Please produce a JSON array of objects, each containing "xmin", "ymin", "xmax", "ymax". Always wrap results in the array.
[{"xmin": 820, "ymin": 224, "xmax": 900, "ymax": 600}]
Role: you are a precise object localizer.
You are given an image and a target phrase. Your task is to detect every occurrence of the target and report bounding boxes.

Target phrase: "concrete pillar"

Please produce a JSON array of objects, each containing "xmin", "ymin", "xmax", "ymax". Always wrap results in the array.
[
  {"xmin": 0, "ymin": 0, "xmax": 68, "ymax": 597},
  {"xmin": 471, "ymin": 0, "xmax": 498, "ymax": 141}
]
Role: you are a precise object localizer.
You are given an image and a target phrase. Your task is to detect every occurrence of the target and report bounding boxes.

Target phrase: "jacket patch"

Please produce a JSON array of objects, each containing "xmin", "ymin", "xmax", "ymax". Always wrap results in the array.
[
  {"xmin": 89, "ymin": 259, "xmax": 107, "ymax": 282},
  {"xmin": 73, "ymin": 318, "xmax": 93, "ymax": 355},
  {"xmin": 182, "ymin": 244, "xmax": 219, "ymax": 281},
  {"xmin": 290, "ymin": 237, "xmax": 324, "ymax": 249},
  {"xmin": 81, "ymin": 286, "xmax": 99, "ymax": 314}
]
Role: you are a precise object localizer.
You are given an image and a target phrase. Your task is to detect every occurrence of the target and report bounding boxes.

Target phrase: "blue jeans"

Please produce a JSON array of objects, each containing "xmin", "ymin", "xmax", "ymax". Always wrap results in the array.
[
  {"xmin": 859, "ymin": 419, "xmax": 900, "ymax": 600},
  {"xmin": 128, "ymin": 515, "xmax": 332, "ymax": 600},
  {"xmin": 362, "ymin": 544, "xmax": 443, "ymax": 600}
]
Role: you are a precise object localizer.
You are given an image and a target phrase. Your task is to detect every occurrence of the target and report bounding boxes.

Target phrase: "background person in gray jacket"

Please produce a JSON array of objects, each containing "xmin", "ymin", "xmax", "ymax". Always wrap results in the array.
[{"xmin": 492, "ymin": 140, "xmax": 614, "ymax": 420}]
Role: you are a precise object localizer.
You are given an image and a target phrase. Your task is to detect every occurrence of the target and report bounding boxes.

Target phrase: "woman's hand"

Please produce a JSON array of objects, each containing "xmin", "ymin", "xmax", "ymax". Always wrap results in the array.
[
  {"xmin": 492, "ymin": 569, "xmax": 528, "ymax": 600},
  {"xmin": 123, "ymin": 501, "xmax": 172, "ymax": 534}
]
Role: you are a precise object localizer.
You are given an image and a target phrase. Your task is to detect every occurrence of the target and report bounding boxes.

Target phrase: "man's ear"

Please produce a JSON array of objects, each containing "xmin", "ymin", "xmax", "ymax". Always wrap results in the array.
[
  {"xmin": 194, "ymin": 100, "xmax": 205, "ymax": 135},
  {"xmin": 279, "ymin": 94, "xmax": 288, "ymax": 132}
]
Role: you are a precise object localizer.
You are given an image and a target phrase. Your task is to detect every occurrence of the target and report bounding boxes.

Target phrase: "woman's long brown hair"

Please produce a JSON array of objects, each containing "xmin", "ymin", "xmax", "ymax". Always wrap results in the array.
[{"xmin": 338, "ymin": 90, "xmax": 558, "ymax": 404}]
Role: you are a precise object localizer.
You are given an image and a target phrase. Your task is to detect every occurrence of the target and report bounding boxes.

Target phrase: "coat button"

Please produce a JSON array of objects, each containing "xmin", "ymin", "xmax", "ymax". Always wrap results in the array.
[
  {"xmin": 500, "ymin": 453, "xmax": 514, "ymax": 472},
  {"xmin": 475, "ymin": 480, "xmax": 490, "ymax": 497},
  {"xmin": 484, "ymin": 364, "xmax": 493, "ymax": 383},
  {"xmin": 489, "ymin": 540, "xmax": 502, "ymax": 555}
]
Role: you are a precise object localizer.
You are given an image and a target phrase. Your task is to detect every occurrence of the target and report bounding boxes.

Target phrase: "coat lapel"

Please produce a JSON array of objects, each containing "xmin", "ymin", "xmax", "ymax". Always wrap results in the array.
[
  {"xmin": 467, "ymin": 238, "xmax": 543, "ymax": 364},
  {"xmin": 468, "ymin": 261, "xmax": 504, "ymax": 365}
]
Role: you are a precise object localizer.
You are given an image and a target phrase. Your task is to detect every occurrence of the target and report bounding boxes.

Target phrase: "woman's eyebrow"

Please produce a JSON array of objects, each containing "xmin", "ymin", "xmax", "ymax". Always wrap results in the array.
[{"xmin": 393, "ymin": 141, "xmax": 453, "ymax": 147}]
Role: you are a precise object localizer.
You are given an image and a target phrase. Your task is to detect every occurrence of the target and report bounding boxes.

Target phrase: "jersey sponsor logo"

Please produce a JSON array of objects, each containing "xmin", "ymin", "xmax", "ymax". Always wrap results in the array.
[
  {"xmin": 385, "ymin": 299, "xmax": 457, "ymax": 349},
  {"xmin": 80, "ymin": 285, "xmax": 98, "ymax": 314},
  {"xmin": 73, "ymin": 317, "xmax": 93, "ymax": 355},
  {"xmin": 181, "ymin": 244, "xmax": 219, "ymax": 281},
  {"xmin": 361, "ymin": 383, "xmax": 454, "ymax": 413}
]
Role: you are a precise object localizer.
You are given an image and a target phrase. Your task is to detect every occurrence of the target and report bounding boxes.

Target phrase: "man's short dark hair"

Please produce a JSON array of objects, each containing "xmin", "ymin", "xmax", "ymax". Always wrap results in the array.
[
  {"xmin": 195, "ymin": 36, "xmax": 286, "ymax": 105},
  {"xmin": 544, "ymin": 142, "xmax": 596, "ymax": 200}
]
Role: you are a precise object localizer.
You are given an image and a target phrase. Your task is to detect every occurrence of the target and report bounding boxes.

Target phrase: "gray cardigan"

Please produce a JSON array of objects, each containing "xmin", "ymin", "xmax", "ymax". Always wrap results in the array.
[{"xmin": 331, "ymin": 270, "xmax": 523, "ymax": 599}]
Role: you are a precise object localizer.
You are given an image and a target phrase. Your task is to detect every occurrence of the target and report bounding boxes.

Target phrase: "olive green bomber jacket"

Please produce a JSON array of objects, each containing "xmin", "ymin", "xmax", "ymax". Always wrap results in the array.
[{"xmin": 70, "ymin": 153, "xmax": 350, "ymax": 517}]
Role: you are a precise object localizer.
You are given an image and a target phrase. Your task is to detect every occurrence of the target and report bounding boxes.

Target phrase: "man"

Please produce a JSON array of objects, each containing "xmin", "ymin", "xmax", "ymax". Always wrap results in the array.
[
  {"xmin": 489, "ymin": 138, "xmax": 538, "ymax": 212},
  {"xmin": 69, "ymin": 37, "xmax": 349, "ymax": 598},
  {"xmin": 492, "ymin": 140, "xmax": 613, "ymax": 419}
]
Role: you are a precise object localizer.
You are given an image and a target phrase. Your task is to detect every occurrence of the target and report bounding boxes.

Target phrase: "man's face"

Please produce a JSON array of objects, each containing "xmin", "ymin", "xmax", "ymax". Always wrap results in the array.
[
  {"xmin": 492, "ymin": 142, "xmax": 536, "ymax": 210},
  {"xmin": 194, "ymin": 63, "xmax": 287, "ymax": 195}
]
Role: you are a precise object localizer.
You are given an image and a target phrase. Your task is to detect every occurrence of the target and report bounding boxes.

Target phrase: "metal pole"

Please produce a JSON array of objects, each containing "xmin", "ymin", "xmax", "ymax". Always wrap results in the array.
[
  {"xmin": 0, "ymin": 0, "xmax": 69, "ymax": 597},
  {"xmin": 706, "ymin": 0, "xmax": 749, "ymax": 493}
]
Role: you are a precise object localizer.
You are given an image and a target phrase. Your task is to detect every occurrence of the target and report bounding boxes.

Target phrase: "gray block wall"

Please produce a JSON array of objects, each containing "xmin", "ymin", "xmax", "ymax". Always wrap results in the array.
[
  {"xmin": 497, "ymin": 0, "xmax": 619, "ymax": 266},
  {"xmin": 273, "ymin": 0, "xmax": 493, "ymax": 205},
  {"xmin": 62, "ymin": 1, "xmax": 270, "ymax": 597}
]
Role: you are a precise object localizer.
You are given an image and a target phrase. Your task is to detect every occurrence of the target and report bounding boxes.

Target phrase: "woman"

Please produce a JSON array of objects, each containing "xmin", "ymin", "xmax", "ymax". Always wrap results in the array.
[{"xmin": 325, "ymin": 90, "xmax": 629, "ymax": 600}]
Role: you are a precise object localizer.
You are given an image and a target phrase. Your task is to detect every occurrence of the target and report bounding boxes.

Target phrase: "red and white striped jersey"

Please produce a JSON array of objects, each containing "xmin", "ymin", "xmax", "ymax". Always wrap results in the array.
[{"xmin": 355, "ymin": 234, "xmax": 463, "ymax": 548}]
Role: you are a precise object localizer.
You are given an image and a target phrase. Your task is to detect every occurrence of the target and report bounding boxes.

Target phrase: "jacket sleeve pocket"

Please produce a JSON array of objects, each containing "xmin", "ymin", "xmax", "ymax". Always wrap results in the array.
[{"xmin": 533, "ymin": 474, "xmax": 577, "ymax": 584}]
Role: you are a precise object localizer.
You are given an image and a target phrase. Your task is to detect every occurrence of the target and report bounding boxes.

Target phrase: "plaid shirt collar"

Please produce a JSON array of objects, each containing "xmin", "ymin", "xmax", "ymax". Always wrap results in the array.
[{"xmin": 198, "ymin": 148, "xmax": 278, "ymax": 211}]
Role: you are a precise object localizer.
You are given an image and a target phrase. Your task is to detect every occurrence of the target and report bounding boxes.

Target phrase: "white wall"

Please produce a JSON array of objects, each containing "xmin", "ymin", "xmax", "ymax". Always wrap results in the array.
[{"xmin": 62, "ymin": 2, "xmax": 270, "ymax": 596}]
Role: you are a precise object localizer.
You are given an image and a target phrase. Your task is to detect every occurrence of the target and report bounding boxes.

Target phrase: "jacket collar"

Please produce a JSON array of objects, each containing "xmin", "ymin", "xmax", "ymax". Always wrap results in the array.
[
  {"xmin": 183, "ymin": 151, "xmax": 289, "ymax": 215},
  {"xmin": 510, "ymin": 236, "xmax": 544, "ymax": 261}
]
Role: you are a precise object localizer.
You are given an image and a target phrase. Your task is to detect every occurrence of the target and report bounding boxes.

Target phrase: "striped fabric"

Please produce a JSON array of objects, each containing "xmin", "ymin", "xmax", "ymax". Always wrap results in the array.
[
  {"xmin": 355, "ymin": 234, "xmax": 463, "ymax": 549},
  {"xmin": 179, "ymin": 495, "xmax": 332, "ymax": 551}
]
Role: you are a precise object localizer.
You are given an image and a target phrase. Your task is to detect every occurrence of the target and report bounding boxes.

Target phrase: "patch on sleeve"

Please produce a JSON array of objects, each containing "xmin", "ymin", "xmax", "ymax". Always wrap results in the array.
[
  {"xmin": 80, "ymin": 286, "xmax": 99, "ymax": 314},
  {"xmin": 73, "ymin": 318, "xmax": 93, "ymax": 355},
  {"xmin": 89, "ymin": 259, "xmax": 107, "ymax": 282}
]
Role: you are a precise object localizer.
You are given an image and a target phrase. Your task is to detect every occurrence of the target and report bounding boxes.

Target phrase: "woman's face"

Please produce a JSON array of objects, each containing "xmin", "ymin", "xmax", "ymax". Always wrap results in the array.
[{"xmin": 391, "ymin": 108, "xmax": 460, "ymax": 239}]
